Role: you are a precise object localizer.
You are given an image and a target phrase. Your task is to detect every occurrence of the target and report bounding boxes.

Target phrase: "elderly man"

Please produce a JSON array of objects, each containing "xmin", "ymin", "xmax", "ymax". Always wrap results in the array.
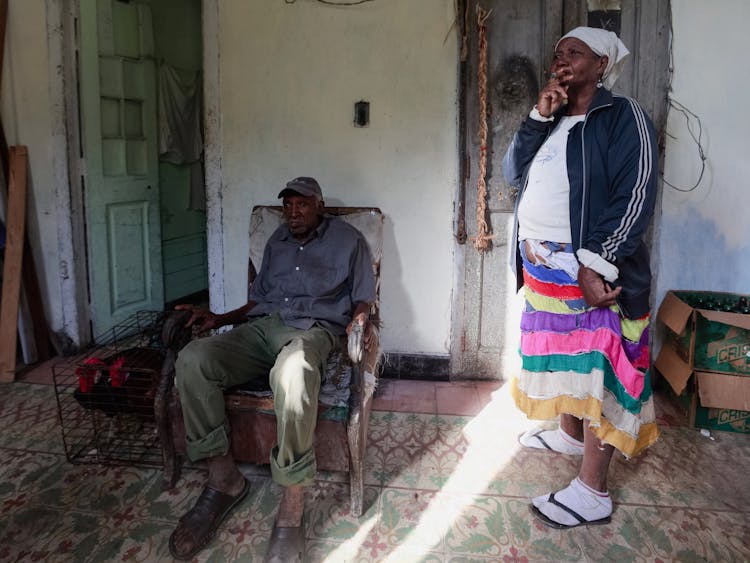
[{"xmin": 168, "ymin": 177, "xmax": 376, "ymax": 561}]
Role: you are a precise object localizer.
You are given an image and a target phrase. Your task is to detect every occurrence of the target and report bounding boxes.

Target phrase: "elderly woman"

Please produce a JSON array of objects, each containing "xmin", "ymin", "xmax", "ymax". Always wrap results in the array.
[{"xmin": 502, "ymin": 27, "xmax": 659, "ymax": 528}]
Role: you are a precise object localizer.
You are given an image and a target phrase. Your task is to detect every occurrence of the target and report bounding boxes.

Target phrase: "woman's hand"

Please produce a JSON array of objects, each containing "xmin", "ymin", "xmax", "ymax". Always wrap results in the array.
[
  {"xmin": 536, "ymin": 65, "xmax": 573, "ymax": 117},
  {"xmin": 174, "ymin": 304, "xmax": 220, "ymax": 333},
  {"xmin": 577, "ymin": 266, "xmax": 621, "ymax": 308}
]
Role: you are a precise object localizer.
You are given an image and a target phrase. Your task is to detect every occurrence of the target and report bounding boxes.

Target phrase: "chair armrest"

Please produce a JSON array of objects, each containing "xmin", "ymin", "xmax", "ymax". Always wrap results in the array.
[
  {"xmin": 347, "ymin": 318, "xmax": 381, "ymax": 406},
  {"xmin": 161, "ymin": 310, "xmax": 194, "ymax": 362},
  {"xmin": 348, "ymin": 315, "xmax": 383, "ymax": 365},
  {"xmin": 348, "ymin": 323, "xmax": 364, "ymax": 364}
]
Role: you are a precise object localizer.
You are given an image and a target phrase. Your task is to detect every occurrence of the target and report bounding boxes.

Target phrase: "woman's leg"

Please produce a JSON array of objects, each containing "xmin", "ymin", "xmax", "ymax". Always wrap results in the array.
[
  {"xmin": 530, "ymin": 419, "xmax": 614, "ymax": 528},
  {"xmin": 560, "ymin": 414, "xmax": 584, "ymax": 442},
  {"xmin": 519, "ymin": 413, "xmax": 584, "ymax": 454},
  {"xmin": 579, "ymin": 421, "xmax": 614, "ymax": 491}
]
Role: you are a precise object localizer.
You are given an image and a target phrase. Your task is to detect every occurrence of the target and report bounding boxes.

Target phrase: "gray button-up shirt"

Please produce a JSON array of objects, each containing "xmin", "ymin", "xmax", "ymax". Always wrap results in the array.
[{"xmin": 248, "ymin": 215, "xmax": 376, "ymax": 335}]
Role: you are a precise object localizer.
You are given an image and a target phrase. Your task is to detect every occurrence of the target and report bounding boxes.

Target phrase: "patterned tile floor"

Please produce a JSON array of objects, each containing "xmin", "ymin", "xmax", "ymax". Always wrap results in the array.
[{"xmin": 2, "ymin": 364, "xmax": 750, "ymax": 562}]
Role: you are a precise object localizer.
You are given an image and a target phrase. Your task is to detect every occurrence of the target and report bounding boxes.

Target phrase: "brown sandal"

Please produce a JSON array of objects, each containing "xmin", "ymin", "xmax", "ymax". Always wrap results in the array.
[
  {"xmin": 169, "ymin": 479, "xmax": 251, "ymax": 560},
  {"xmin": 263, "ymin": 523, "xmax": 305, "ymax": 562}
]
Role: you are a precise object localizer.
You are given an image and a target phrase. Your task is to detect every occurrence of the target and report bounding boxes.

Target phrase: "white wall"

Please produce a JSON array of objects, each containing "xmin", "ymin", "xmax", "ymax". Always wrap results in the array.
[
  {"xmin": 26, "ymin": 0, "xmax": 740, "ymax": 362},
  {"xmin": 656, "ymin": 1, "xmax": 750, "ymax": 305},
  {"xmin": 214, "ymin": 0, "xmax": 459, "ymax": 354},
  {"xmin": 1, "ymin": 0, "xmax": 72, "ymax": 344}
]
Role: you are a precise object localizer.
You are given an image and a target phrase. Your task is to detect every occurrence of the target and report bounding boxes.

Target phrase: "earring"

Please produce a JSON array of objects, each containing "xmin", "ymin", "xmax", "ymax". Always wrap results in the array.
[{"xmin": 596, "ymin": 77, "xmax": 604, "ymax": 89}]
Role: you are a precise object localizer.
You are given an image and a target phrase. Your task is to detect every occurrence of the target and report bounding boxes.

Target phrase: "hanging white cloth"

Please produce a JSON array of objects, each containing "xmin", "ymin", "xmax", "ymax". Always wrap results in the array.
[{"xmin": 158, "ymin": 63, "xmax": 205, "ymax": 210}]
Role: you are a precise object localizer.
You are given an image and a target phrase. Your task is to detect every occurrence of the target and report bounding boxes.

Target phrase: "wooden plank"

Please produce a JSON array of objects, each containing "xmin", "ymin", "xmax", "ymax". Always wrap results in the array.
[
  {"xmin": 0, "ymin": 0, "xmax": 48, "ymax": 364},
  {"xmin": 0, "ymin": 146, "xmax": 28, "ymax": 381},
  {"xmin": 0, "ymin": 180, "xmax": 48, "ymax": 365},
  {"xmin": 0, "ymin": 0, "xmax": 7, "ymax": 92},
  {"xmin": 164, "ymin": 271, "xmax": 208, "ymax": 303},
  {"xmin": 0, "ymin": 0, "xmax": 8, "ymax": 180},
  {"xmin": 20, "ymin": 237, "xmax": 50, "ymax": 361},
  {"xmin": 163, "ymin": 251, "xmax": 207, "ymax": 274},
  {"xmin": 0, "ymin": 158, "xmax": 39, "ymax": 365},
  {"xmin": 17, "ymin": 287, "xmax": 38, "ymax": 364}
]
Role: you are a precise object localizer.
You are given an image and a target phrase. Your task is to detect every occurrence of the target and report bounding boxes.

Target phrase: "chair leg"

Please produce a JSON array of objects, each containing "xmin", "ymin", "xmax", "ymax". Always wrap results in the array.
[
  {"xmin": 156, "ymin": 351, "xmax": 182, "ymax": 489},
  {"xmin": 162, "ymin": 450, "xmax": 182, "ymax": 490},
  {"xmin": 347, "ymin": 408, "xmax": 365, "ymax": 517}
]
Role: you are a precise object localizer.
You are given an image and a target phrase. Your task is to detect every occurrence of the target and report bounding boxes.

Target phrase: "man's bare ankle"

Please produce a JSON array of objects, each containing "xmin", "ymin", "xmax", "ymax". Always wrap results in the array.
[
  {"xmin": 276, "ymin": 485, "xmax": 304, "ymax": 528},
  {"xmin": 206, "ymin": 454, "xmax": 245, "ymax": 495}
]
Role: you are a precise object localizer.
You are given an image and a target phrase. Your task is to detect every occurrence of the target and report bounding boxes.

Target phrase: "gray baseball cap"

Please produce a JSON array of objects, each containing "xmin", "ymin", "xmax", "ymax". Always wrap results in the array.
[{"xmin": 278, "ymin": 177, "xmax": 323, "ymax": 199}]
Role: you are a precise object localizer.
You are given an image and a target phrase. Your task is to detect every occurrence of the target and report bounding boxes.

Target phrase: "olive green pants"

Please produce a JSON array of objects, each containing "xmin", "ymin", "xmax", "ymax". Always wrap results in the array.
[{"xmin": 175, "ymin": 313, "xmax": 335, "ymax": 486}]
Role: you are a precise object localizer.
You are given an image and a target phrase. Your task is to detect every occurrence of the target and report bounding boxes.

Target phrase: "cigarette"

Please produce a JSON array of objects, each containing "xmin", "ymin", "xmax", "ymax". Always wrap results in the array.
[{"xmin": 550, "ymin": 72, "xmax": 558, "ymax": 79}]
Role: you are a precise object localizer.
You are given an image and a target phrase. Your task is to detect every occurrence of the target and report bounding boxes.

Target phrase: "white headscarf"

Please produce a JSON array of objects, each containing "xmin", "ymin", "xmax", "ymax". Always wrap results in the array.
[{"xmin": 557, "ymin": 27, "xmax": 630, "ymax": 89}]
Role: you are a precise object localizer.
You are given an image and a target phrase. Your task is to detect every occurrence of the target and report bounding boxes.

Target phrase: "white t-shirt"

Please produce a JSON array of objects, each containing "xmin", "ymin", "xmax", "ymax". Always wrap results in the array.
[{"xmin": 517, "ymin": 115, "xmax": 585, "ymax": 243}]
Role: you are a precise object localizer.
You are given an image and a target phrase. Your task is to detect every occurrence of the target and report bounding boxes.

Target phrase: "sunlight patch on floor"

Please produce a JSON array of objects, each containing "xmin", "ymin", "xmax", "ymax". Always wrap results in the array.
[{"xmin": 378, "ymin": 382, "xmax": 537, "ymax": 561}]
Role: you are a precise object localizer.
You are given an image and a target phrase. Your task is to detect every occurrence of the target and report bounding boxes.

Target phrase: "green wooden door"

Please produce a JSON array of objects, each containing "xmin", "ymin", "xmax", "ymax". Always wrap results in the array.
[{"xmin": 79, "ymin": 0, "xmax": 164, "ymax": 337}]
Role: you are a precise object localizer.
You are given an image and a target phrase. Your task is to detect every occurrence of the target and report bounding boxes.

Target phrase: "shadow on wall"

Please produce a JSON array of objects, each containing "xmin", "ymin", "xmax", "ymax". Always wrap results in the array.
[
  {"xmin": 379, "ymin": 214, "xmax": 413, "ymax": 353},
  {"xmin": 656, "ymin": 211, "xmax": 748, "ymax": 302},
  {"xmin": 324, "ymin": 197, "xmax": 414, "ymax": 356},
  {"xmin": 652, "ymin": 210, "xmax": 749, "ymax": 359}
]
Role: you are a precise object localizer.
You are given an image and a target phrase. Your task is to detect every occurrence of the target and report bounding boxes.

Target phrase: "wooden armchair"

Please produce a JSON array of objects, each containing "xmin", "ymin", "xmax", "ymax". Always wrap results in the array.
[{"xmin": 155, "ymin": 206, "xmax": 383, "ymax": 516}]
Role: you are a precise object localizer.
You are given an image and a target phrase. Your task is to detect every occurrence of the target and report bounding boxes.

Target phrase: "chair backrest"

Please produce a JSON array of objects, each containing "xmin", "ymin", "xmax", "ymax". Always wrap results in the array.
[{"xmin": 247, "ymin": 206, "xmax": 384, "ymax": 316}]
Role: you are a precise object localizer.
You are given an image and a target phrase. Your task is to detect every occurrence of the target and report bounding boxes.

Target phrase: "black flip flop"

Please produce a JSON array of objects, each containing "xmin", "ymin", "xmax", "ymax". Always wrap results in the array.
[
  {"xmin": 529, "ymin": 492, "xmax": 611, "ymax": 529},
  {"xmin": 169, "ymin": 478, "xmax": 251, "ymax": 560}
]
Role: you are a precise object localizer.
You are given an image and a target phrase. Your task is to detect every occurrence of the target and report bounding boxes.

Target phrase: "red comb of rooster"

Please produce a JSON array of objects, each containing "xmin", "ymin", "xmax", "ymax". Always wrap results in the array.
[
  {"xmin": 109, "ymin": 356, "xmax": 128, "ymax": 387},
  {"xmin": 76, "ymin": 357, "xmax": 105, "ymax": 392},
  {"xmin": 75, "ymin": 357, "xmax": 106, "ymax": 375}
]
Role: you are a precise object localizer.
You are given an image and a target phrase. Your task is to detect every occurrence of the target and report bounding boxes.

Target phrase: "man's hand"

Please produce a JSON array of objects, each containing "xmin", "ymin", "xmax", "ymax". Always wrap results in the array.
[
  {"xmin": 577, "ymin": 266, "xmax": 621, "ymax": 308},
  {"xmin": 347, "ymin": 306, "xmax": 375, "ymax": 351},
  {"xmin": 346, "ymin": 311, "xmax": 367, "ymax": 335},
  {"xmin": 174, "ymin": 304, "xmax": 220, "ymax": 333}
]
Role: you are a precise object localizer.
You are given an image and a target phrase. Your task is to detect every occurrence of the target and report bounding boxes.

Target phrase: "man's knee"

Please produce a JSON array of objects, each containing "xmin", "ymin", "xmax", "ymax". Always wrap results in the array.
[
  {"xmin": 175, "ymin": 339, "xmax": 214, "ymax": 392},
  {"xmin": 274, "ymin": 338, "xmax": 325, "ymax": 376},
  {"xmin": 271, "ymin": 339, "xmax": 323, "ymax": 415}
]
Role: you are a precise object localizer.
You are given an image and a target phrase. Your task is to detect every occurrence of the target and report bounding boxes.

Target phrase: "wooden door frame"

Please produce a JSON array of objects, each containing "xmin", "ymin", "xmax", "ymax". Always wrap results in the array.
[
  {"xmin": 201, "ymin": 0, "xmax": 226, "ymax": 316},
  {"xmin": 46, "ymin": 0, "xmax": 91, "ymax": 349}
]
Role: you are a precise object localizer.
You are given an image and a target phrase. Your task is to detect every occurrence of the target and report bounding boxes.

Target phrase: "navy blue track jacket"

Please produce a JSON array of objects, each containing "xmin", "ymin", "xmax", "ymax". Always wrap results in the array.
[{"xmin": 503, "ymin": 87, "xmax": 659, "ymax": 318}]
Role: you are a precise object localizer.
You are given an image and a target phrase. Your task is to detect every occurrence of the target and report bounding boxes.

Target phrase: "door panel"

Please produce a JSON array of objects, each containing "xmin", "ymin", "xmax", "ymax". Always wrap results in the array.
[
  {"xmin": 452, "ymin": 0, "xmax": 565, "ymax": 378},
  {"xmin": 80, "ymin": 0, "xmax": 163, "ymax": 337},
  {"xmin": 107, "ymin": 201, "xmax": 152, "ymax": 308},
  {"xmin": 452, "ymin": 0, "xmax": 669, "ymax": 378}
]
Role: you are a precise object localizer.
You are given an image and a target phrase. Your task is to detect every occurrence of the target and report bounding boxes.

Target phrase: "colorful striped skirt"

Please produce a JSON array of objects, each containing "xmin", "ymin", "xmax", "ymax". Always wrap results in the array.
[{"xmin": 512, "ymin": 240, "xmax": 658, "ymax": 457}]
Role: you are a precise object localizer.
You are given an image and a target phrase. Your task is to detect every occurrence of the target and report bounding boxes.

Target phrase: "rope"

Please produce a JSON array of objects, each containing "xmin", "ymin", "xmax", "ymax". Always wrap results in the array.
[{"xmin": 472, "ymin": 5, "xmax": 494, "ymax": 252}]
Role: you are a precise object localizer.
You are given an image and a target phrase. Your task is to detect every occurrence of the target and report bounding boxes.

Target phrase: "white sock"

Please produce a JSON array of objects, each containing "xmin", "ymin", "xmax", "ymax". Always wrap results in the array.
[
  {"xmin": 519, "ymin": 427, "xmax": 584, "ymax": 455},
  {"xmin": 532, "ymin": 478, "xmax": 612, "ymax": 526}
]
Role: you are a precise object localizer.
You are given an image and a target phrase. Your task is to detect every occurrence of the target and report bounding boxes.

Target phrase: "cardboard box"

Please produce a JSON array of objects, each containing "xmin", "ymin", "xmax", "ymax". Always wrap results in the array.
[{"xmin": 655, "ymin": 290, "xmax": 750, "ymax": 433}]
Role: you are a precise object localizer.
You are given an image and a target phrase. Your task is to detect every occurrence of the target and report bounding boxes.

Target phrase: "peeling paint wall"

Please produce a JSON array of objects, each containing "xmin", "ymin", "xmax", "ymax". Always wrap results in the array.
[
  {"xmin": 19, "ymin": 0, "xmax": 744, "ymax": 364},
  {"xmin": 213, "ymin": 0, "xmax": 459, "ymax": 354},
  {"xmin": 656, "ymin": 1, "xmax": 750, "ymax": 308},
  {"xmin": 1, "ymin": 0, "xmax": 69, "ymax": 342}
]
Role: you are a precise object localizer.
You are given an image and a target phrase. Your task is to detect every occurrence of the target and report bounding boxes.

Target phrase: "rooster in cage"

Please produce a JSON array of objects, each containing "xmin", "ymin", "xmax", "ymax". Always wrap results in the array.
[{"xmin": 73, "ymin": 347, "xmax": 164, "ymax": 420}]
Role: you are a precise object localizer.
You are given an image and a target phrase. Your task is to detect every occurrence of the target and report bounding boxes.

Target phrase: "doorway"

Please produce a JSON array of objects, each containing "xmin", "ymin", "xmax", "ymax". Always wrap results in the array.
[
  {"xmin": 76, "ymin": 0, "xmax": 206, "ymax": 338},
  {"xmin": 149, "ymin": 0, "xmax": 207, "ymax": 310}
]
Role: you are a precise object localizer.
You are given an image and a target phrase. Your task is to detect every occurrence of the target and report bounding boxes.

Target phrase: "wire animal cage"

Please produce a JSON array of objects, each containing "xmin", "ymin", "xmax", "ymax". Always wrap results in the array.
[{"xmin": 53, "ymin": 311, "xmax": 169, "ymax": 467}]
